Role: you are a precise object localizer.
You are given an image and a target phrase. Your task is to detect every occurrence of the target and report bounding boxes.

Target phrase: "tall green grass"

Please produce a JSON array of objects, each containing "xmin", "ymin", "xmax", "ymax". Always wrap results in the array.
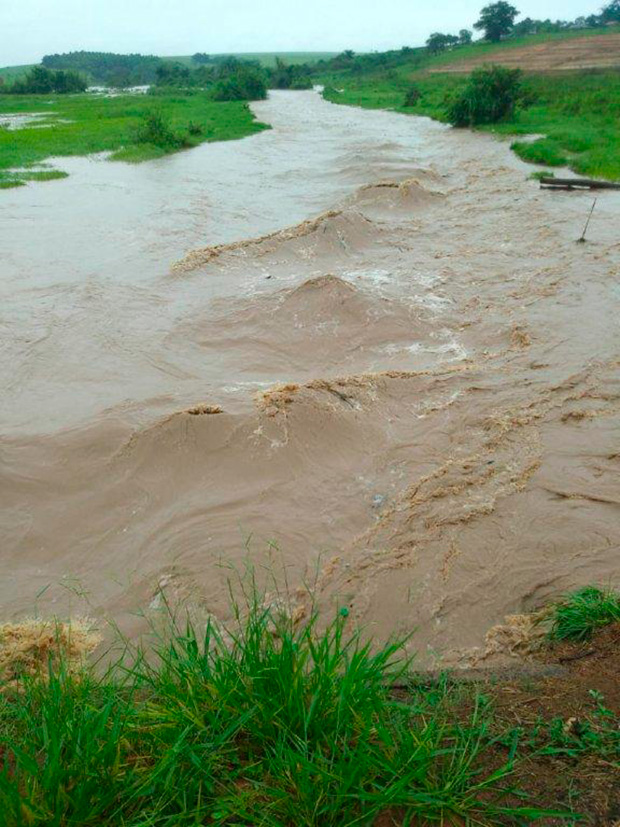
[
  {"xmin": 548, "ymin": 586, "xmax": 620, "ymax": 641},
  {"xmin": 0, "ymin": 595, "xmax": 550, "ymax": 826}
]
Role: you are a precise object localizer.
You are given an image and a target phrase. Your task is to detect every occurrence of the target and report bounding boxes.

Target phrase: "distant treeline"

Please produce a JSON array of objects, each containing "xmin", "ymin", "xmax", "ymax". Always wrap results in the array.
[
  {"xmin": 154, "ymin": 56, "xmax": 312, "ymax": 94},
  {"xmin": 41, "ymin": 51, "xmax": 163, "ymax": 86},
  {"xmin": 2, "ymin": 66, "xmax": 86, "ymax": 94},
  {"xmin": 9, "ymin": 50, "xmax": 312, "ymax": 98}
]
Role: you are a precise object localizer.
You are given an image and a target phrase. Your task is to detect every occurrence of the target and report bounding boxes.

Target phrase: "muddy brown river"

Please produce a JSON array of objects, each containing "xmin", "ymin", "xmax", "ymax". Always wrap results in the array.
[{"xmin": 1, "ymin": 90, "xmax": 619, "ymax": 665}]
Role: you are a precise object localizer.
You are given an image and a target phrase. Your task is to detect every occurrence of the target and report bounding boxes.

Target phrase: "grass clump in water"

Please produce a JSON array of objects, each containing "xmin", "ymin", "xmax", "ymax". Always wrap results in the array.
[
  {"xmin": 0, "ymin": 169, "xmax": 69, "ymax": 188},
  {"xmin": 0, "ymin": 594, "xmax": 549, "ymax": 826},
  {"xmin": 548, "ymin": 586, "xmax": 620, "ymax": 642},
  {"xmin": 528, "ymin": 169, "xmax": 555, "ymax": 180}
]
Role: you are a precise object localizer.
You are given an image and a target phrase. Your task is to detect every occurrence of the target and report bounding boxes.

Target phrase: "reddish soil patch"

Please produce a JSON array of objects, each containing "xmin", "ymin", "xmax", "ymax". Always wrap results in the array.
[
  {"xmin": 377, "ymin": 625, "xmax": 620, "ymax": 825},
  {"xmin": 432, "ymin": 33, "xmax": 620, "ymax": 73},
  {"xmin": 490, "ymin": 623, "xmax": 620, "ymax": 824}
]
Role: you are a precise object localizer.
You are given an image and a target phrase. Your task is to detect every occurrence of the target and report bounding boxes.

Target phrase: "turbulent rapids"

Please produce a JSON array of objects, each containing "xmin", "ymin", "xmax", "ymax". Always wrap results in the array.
[{"xmin": 1, "ymin": 91, "xmax": 619, "ymax": 666}]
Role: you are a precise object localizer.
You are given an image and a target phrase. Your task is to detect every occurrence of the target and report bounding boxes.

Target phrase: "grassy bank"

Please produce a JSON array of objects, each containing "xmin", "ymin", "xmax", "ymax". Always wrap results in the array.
[
  {"xmin": 0, "ymin": 91, "xmax": 269, "ymax": 188},
  {"xmin": 319, "ymin": 31, "xmax": 620, "ymax": 181},
  {"xmin": 1, "ymin": 586, "xmax": 619, "ymax": 825}
]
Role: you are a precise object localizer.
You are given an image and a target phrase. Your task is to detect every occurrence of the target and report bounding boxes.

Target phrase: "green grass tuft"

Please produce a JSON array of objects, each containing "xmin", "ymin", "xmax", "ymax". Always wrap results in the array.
[
  {"xmin": 21, "ymin": 169, "xmax": 69, "ymax": 181},
  {"xmin": 0, "ymin": 594, "xmax": 552, "ymax": 826},
  {"xmin": 549, "ymin": 586, "xmax": 620, "ymax": 642},
  {"xmin": 529, "ymin": 169, "xmax": 555, "ymax": 180},
  {"xmin": 511, "ymin": 138, "xmax": 569, "ymax": 167},
  {"xmin": 0, "ymin": 169, "xmax": 69, "ymax": 187}
]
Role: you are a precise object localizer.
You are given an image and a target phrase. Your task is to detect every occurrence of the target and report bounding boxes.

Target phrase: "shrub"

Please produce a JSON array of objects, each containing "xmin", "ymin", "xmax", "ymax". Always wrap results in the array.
[
  {"xmin": 446, "ymin": 64, "xmax": 523, "ymax": 126},
  {"xmin": 135, "ymin": 111, "xmax": 183, "ymax": 148},
  {"xmin": 404, "ymin": 84, "xmax": 422, "ymax": 107}
]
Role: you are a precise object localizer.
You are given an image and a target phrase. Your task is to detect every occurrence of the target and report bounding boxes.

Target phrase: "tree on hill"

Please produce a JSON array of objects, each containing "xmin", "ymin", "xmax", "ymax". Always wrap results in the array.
[
  {"xmin": 512, "ymin": 16, "xmax": 537, "ymax": 35},
  {"xmin": 426, "ymin": 32, "xmax": 459, "ymax": 54},
  {"xmin": 192, "ymin": 53, "xmax": 211, "ymax": 64},
  {"xmin": 474, "ymin": 2, "xmax": 520, "ymax": 41},
  {"xmin": 459, "ymin": 29, "xmax": 473, "ymax": 44},
  {"xmin": 602, "ymin": 0, "xmax": 620, "ymax": 22}
]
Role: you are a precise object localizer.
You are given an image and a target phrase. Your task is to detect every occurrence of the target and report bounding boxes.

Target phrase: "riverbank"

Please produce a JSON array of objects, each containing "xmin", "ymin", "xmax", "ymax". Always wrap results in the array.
[
  {"xmin": 0, "ymin": 91, "xmax": 269, "ymax": 187},
  {"xmin": 1, "ymin": 587, "xmax": 619, "ymax": 825},
  {"xmin": 319, "ymin": 32, "xmax": 620, "ymax": 181}
]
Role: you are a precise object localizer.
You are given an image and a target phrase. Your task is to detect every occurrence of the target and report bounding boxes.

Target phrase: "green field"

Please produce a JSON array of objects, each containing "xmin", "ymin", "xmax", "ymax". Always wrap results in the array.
[
  {"xmin": 0, "ymin": 91, "xmax": 269, "ymax": 187},
  {"xmin": 320, "ymin": 27, "xmax": 620, "ymax": 181}
]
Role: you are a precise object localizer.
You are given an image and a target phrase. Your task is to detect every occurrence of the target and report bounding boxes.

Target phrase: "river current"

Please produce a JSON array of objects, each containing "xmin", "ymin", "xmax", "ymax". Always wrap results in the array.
[{"xmin": 1, "ymin": 90, "xmax": 619, "ymax": 665}]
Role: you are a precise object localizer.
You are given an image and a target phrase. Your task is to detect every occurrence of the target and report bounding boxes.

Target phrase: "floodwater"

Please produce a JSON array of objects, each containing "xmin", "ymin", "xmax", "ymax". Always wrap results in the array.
[
  {"xmin": 1, "ymin": 90, "xmax": 619, "ymax": 665},
  {"xmin": 0, "ymin": 112, "xmax": 54, "ymax": 130}
]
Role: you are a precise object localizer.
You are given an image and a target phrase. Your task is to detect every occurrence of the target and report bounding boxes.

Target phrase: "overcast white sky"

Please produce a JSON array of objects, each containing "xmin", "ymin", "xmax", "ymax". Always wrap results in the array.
[{"xmin": 1, "ymin": 0, "xmax": 606, "ymax": 66}]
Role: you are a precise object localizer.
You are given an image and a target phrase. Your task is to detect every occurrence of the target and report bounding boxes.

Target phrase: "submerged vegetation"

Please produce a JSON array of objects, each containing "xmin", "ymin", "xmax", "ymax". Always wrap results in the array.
[{"xmin": 1, "ymin": 585, "xmax": 619, "ymax": 824}]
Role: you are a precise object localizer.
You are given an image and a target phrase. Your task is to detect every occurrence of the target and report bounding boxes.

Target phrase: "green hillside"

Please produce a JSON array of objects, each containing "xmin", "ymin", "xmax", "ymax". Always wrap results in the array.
[
  {"xmin": 425, "ymin": 23, "xmax": 620, "ymax": 70},
  {"xmin": 318, "ymin": 25, "xmax": 620, "ymax": 181}
]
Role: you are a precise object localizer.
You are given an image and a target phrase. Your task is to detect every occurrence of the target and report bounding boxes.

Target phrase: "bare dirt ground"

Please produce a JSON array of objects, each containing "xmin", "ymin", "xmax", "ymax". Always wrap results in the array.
[
  {"xmin": 431, "ymin": 33, "xmax": 620, "ymax": 73},
  {"xmin": 492, "ymin": 624, "xmax": 620, "ymax": 823}
]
